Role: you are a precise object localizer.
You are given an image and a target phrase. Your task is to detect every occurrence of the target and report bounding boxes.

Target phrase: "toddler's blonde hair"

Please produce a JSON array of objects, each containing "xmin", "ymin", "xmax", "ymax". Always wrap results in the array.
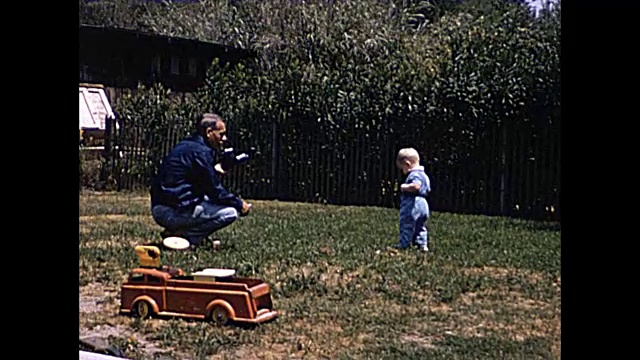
[{"xmin": 397, "ymin": 148, "xmax": 420, "ymax": 165}]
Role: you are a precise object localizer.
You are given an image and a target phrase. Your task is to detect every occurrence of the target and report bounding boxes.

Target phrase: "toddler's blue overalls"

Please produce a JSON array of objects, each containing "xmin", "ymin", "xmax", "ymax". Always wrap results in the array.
[{"xmin": 398, "ymin": 166, "xmax": 431, "ymax": 248}]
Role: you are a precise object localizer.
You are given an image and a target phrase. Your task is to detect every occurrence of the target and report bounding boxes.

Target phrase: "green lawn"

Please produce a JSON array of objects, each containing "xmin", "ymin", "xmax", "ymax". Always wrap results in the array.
[{"xmin": 79, "ymin": 191, "xmax": 561, "ymax": 359}]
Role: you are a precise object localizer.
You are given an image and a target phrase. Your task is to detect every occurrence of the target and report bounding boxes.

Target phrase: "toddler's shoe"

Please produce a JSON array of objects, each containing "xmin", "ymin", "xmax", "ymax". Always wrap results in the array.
[{"xmin": 413, "ymin": 243, "xmax": 429, "ymax": 252}]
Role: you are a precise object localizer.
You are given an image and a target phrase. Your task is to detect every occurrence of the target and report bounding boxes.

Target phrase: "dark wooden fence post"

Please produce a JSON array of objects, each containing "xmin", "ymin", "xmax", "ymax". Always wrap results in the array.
[
  {"xmin": 101, "ymin": 115, "xmax": 113, "ymax": 189},
  {"xmin": 499, "ymin": 121, "xmax": 507, "ymax": 215}
]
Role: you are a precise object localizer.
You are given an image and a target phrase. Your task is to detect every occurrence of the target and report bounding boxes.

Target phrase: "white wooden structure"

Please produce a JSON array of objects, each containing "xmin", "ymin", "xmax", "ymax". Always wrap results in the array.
[{"xmin": 79, "ymin": 83, "xmax": 115, "ymax": 131}]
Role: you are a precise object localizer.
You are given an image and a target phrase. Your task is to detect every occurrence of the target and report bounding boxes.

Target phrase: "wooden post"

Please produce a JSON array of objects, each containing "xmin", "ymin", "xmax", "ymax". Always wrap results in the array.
[{"xmin": 108, "ymin": 87, "xmax": 117, "ymax": 107}]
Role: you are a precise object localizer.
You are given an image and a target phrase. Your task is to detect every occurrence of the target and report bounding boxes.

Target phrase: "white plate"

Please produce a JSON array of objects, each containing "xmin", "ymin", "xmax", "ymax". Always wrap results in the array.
[
  {"xmin": 192, "ymin": 268, "xmax": 236, "ymax": 277},
  {"xmin": 163, "ymin": 236, "xmax": 190, "ymax": 250}
]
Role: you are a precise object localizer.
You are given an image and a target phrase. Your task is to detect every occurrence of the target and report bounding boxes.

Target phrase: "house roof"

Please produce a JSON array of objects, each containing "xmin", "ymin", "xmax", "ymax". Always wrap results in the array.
[
  {"xmin": 79, "ymin": 24, "xmax": 254, "ymax": 57},
  {"xmin": 79, "ymin": 24, "xmax": 255, "ymax": 91}
]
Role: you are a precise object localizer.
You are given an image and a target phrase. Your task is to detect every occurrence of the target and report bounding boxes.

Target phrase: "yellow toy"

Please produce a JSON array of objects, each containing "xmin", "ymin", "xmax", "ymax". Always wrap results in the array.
[{"xmin": 135, "ymin": 245, "xmax": 161, "ymax": 268}]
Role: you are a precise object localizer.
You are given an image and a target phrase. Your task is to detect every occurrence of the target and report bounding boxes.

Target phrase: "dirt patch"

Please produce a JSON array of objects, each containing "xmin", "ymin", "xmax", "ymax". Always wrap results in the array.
[
  {"xmin": 80, "ymin": 214, "xmax": 131, "ymax": 221},
  {"xmin": 319, "ymin": 246, "xmax": 335, "ymax": 256},
  {"xmin": 80, "ymin": 323, "xmax": 176, "ymax": 357},
  {"xmin": 318, "ymin": 264, "xmax": 363, "ymax": 288},
  {"xmin": 79, "ymin": 283, "xmax": 183, "ymax": 358},
  {"xmin": 429, "ymin": 301, "xmax": 452, "ymax": 314},
  {"xmin": 408, "ymin": 289, "xmax": 433, "ymax": 304},
  {"xmin": 457, "ymin": 290, "xmax": 550, "ymax": 310},
  {"xmin": 426, "ymin": 287, "xmax": 559, "ymax": 354},
  {"xmin": 400, "ymin": 333, "xmax": 442, "ymax": 350},
  {"xmin": 421, "ymin": 267, "xmax": 560, "ymax": 357},
  {"xmin": 461, "ymin": 265, "xmax": 547, "ymax": 283},
  {"xmin": 263, "ymin": 262, "xmax": 365, "ymax": 291},
  {"xmin": 285, "ymin": 319, "xmax": 371, "ymax": 356},
  {"xmin": 207, "ymin": 342, "xmax": 300, "ymax": 360}
]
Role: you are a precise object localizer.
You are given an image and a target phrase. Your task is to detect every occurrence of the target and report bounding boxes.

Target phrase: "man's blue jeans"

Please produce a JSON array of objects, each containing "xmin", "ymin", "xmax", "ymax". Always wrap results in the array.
[{"xmin": 152, "ymin": 200, "xmax": 239, "ymax": 246}]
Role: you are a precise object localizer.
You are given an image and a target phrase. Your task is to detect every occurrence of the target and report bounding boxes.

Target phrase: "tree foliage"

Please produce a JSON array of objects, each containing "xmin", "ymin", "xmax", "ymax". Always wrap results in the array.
[{"xmin": 84, "ymin": 0, "xmax": 561, "ymax": 218}]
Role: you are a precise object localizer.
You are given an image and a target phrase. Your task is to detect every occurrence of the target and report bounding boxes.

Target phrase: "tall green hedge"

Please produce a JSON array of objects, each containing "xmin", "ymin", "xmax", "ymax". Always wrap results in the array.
[{"xmin": 98, "ymin": 0, "xmax": 560, "ymax": 219}]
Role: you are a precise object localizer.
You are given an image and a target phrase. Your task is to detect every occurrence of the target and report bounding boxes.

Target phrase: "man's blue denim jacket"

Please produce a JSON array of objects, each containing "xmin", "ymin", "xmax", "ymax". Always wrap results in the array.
[{"xmin": 150, "ymin": 134, "xmax": 243, "ymax": 211}]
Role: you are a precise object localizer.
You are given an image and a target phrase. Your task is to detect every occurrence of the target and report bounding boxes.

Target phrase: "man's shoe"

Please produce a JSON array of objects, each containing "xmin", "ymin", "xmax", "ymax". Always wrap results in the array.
[{"xmin": 200, "ymin": 237, "xmax": 222, "ymax": 250}]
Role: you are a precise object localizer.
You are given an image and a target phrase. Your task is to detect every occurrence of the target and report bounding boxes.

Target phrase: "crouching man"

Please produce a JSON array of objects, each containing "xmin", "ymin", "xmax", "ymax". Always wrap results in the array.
[{"xmin": 150, "ymin": 113, "xmax": 252, "ymax": 249}]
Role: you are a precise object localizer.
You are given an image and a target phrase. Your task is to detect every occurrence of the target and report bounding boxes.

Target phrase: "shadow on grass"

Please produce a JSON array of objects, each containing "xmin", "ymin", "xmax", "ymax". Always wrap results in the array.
[{"xmin": 121, "ymin": 312, "xmax": 279, "ymax": 331}]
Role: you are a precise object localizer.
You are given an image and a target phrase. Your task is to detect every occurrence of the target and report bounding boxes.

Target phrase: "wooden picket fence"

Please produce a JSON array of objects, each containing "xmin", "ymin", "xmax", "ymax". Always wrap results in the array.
[{"xmin": 101, "ymin": 108, "xmax": 560, "ymax": 221}]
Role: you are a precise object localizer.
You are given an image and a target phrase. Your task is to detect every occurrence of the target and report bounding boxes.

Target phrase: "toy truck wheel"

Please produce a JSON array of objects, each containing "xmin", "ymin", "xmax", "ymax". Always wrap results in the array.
[
  {"xmin": 132, "ymin": 300, "xmax": 152, "ymax": 319},
  {"xmin": 210, "ymin": 305, "xmax": 230, "ymax": 327}
]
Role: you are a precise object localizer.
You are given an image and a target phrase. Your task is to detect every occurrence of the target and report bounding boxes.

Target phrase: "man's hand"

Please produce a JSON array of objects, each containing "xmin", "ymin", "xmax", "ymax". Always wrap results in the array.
[
  {"xmin": 240, "ymin": 201, "xmax": 253, "ymax": 216},
  {"xmin": 214, "ymin": 162, "xmax": 226, "ymax": 175}
]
